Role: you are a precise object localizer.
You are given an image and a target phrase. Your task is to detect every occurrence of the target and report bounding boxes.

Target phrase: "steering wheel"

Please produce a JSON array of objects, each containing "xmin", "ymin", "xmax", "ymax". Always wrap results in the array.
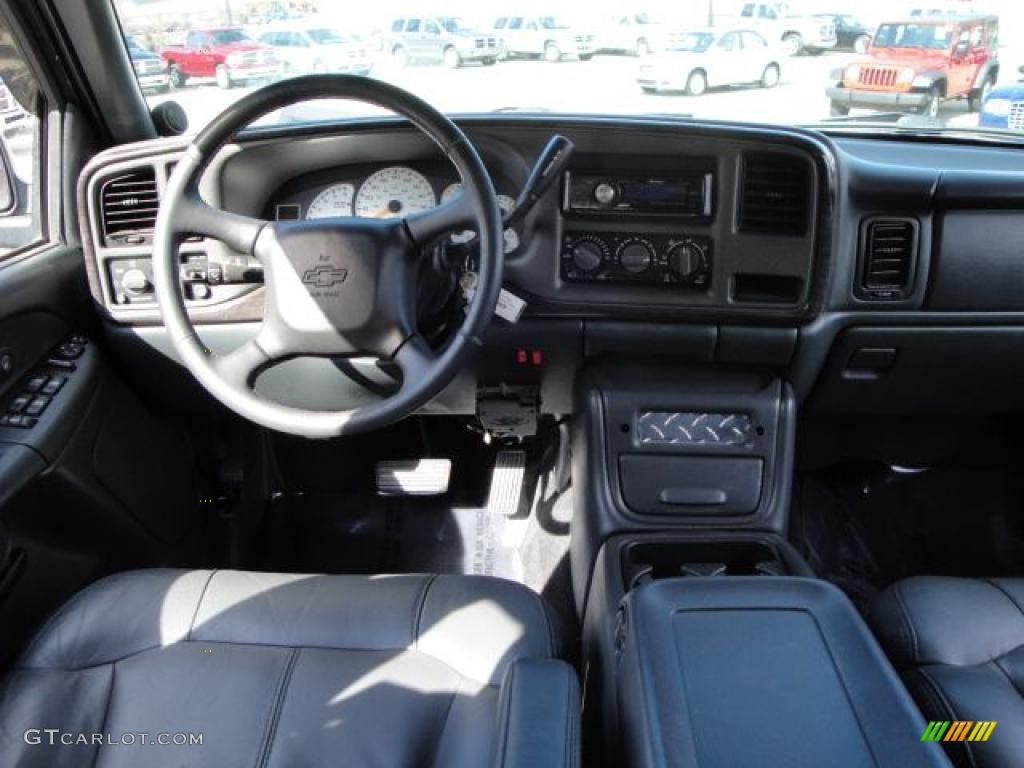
[{"xmin": 152, "ymin": 75, "xmax": 504, "ymax": 439}]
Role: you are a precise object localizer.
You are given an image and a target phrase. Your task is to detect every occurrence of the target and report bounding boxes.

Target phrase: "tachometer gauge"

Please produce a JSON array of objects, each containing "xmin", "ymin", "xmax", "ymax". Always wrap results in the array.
[
  {"xmin": 306, "ymin": 183, "xmax": 355, "ymax": 219},
  {"xmin": 354, "ymin": 167, "xmax": 435, "ymax": 219},
  {"xmin": 440, "ymin": 184, "xmax": 520, "ymax": 253}
]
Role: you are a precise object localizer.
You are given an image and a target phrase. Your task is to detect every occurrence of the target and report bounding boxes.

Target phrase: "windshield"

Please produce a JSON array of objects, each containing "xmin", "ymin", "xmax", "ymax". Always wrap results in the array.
[
  {"xmin": 666, "ymin": 33, "xmax": 715, "ymax": 53},
  {"xmin": 124, "ymin": 35, "xmax": 145, "ymax": 53},
  {"xmin": 307, "ymin": 29, "xmax": 348, "ymax": 45},
  {"xmin": 439, "ymin": 18, "xmax": 464, "ymax": 33},
  {"xmin": 209, "ymin": 29, "xmax": 252, "ymax": 45},
  {"xmin": 113, "ymin": 0, "xmax": 1024, "ymax": 139},
  {"xmin": 873, "ymin": 23, "xmax": 953, "ymax": 50}
]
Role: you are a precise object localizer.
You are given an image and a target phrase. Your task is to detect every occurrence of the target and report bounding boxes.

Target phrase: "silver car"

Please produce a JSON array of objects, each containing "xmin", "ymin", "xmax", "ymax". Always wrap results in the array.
[
  {"xmin": 493, "ymin": 16, "xmax": 595, "ymax": 62},
  {"xmin": 387, "ymin": 17, "xmax": 501, "ymax": 68}
]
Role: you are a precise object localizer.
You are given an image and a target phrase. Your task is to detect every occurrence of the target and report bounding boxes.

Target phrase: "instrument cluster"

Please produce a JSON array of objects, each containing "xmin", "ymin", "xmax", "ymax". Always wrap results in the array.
[{"xmin": 269, "ymin": 164, "xmax": 521, "ymax": 254}]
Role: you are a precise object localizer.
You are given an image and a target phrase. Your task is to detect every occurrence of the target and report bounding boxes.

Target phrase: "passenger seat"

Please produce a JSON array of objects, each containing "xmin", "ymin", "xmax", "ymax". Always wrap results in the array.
[{"xmin": 868, "ymin": 576, "xmax": 1024, "ymax": 768}]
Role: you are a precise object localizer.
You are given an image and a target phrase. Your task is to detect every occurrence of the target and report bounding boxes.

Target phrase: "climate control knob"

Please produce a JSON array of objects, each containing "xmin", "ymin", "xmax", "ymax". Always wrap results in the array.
[
  {"xmin": 667, "ymin": 242, "xmax": 707, "ymax": 280},
  {"xmin": 571, "ymin": 240, "xmax": 605, "ymax": 274},
  {"xmin": 121, "ymin": 268, "xmax": 151, "ymax": 297},
  {"xmin": 618, "ymin": 241, "xmax": 653, "ymax": 274}
]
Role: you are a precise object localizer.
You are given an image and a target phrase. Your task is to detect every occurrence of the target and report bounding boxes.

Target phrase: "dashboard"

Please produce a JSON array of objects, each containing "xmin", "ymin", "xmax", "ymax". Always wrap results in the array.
[
  {"xmin": 75, "ymin": 115, "xmax": 1024, "ymax": 416},
  {"xmin": 79, "ymin": 119, "xmax": 829, "ymax": 327}
]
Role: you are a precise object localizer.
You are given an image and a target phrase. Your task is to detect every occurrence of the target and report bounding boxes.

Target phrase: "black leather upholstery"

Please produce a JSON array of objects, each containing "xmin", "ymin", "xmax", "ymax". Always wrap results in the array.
[
  {"xmin": 616, "ymin": 577, "xmax": 950, "ymax": 768},
  {"xmin": 869, "ymin": 576, "xmax": 1024, "ymax": 768},
  {"xmin": 0, "ymin": 569, "xmax": 580, "ymax": 768}
]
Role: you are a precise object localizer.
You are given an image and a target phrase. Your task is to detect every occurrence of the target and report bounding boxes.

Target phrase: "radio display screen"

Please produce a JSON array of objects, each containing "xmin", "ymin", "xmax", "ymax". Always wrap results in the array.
[{"xmin": 620, "ymin": 180, "xmax": 700, "ymax": 207}]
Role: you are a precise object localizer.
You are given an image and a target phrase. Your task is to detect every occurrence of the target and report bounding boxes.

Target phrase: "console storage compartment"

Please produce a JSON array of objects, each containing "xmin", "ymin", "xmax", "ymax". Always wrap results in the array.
[
  {"xmin": 571, "ymin": 366, "xmax": 797, "ymax": 614},
  {"xmin": 616, "ymin": 578, "xmax": 950, "ymax": 768}
]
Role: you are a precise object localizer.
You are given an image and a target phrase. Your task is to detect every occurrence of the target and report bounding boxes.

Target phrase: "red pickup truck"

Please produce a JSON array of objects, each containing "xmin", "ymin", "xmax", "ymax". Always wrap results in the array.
[{"xmin": 160, "ymin": 28, "xmax": 282, "ymax": 90}]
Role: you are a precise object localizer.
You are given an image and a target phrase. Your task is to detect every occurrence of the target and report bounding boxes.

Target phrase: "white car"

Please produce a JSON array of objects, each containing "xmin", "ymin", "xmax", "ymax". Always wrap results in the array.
[
  {"xmin": 636, "ymin": 29, "xmax": 781, "ymax": 95},
  {"xmin": 493, "ymin": 16, "xmax": 595, "ymax": 62},
  {"xmin": 737, "ymin": 2, "xmax": 837, "ymax": 56},
  {"xmin": 257, "ymin": 26, "xmax": 373, "ymax": 76}
]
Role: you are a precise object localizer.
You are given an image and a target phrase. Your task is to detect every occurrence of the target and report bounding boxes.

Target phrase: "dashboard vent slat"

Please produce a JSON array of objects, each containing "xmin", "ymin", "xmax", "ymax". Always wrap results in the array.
[
  {"xmin": 738, "ymin": 152, "xmax": 811, "ymax": 236},
  {"xmin": 860, "ymin": 218, "xmax": 918, "ymax": 300},
  {"xmin": 100, "ymin": 167, "xmax": 158, "ymax": 245}
]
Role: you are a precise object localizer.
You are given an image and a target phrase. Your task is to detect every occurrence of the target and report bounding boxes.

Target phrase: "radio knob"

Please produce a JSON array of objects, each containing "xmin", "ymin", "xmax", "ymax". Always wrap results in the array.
[
  {"xmin": 619, "ymin": 241, "xmax": 653, "ymax": 273},
  {"xmin": 593, "ymin": 182, "xmax": 617, "ymax": 206},
  {"xmin": 667, "ymin": 242, "xmax": 706, "ymax": 280},
  {"xmin": 571, "ymin": 240, "xmax": 605, "ymax": 274},
  {"xmin": 121, "ymin": 268, "xmax": 151, "ymax": 296}
]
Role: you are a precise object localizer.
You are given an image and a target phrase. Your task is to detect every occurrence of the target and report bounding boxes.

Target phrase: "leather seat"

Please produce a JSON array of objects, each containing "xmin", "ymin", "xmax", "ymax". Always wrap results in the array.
[
  {"xmin": 868, "ymin": 576, "xmax": 1024, "ymax": 768},
  {"xmin": 0, "ymin": 569, "xmax": 579, "ymax": 768}
]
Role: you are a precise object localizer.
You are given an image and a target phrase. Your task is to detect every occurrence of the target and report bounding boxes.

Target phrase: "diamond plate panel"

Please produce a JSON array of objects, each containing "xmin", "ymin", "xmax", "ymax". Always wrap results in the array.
[{"xmin": 636, "ymin": 412, "xmax": 754, "ymax": 447}]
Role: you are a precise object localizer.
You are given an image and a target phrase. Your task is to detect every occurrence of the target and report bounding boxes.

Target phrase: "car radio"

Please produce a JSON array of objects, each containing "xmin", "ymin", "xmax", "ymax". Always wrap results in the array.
[
  {"xmin": 561, "ymin": 232, "xmax": 712, "ymax": 289},
  {"xmin": 563, "ymin": 171, "xmax": 713, "ymax": 217}
]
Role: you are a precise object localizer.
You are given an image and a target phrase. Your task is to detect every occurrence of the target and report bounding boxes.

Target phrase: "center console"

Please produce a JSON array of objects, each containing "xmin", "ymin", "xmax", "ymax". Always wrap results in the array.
[
  {"xmin": 570, "ymin": 364, "xmax": 796, "ymax": 615},
  {"xmin": 574, "ymin": 362, "xmax": 950, "ymax": 767}
]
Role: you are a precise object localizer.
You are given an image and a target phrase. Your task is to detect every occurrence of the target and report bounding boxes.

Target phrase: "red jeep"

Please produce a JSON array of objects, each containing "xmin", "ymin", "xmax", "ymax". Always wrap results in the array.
[{"xmin": 827, "ymin": 15, "xmax": 999, "ymax": 118}]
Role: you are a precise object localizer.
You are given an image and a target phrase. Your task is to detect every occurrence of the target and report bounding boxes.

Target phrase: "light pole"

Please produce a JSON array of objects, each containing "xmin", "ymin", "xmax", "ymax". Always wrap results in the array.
[{"xmin": 223, "ymin": 0, "xmax": 233, "ymax": 25}]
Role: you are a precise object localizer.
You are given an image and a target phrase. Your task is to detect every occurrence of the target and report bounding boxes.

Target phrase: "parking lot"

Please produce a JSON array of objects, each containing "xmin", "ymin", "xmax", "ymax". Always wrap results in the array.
[{"xmin": 146, "ymin": 48, "xmax": 1024, "ymax": 134}]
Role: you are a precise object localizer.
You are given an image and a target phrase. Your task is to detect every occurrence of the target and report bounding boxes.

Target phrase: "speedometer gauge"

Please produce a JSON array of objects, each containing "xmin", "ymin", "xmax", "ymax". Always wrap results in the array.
[
  {"xmin": 306, "ymin": 183, "xmax": 355, "ymax": 219},
  {"xmin": 354, "ymin": 167, "xmax": 435, "ymax": 219},
  {"xmin": 441, "ymin": 184, "xmax": 520, "ymax": 253}
]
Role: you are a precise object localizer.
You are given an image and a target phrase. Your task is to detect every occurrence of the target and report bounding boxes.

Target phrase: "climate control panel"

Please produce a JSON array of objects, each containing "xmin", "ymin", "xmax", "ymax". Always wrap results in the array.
[{"xmin": 561, "ymin": 232, "xmax": 712, "ymax": 289}]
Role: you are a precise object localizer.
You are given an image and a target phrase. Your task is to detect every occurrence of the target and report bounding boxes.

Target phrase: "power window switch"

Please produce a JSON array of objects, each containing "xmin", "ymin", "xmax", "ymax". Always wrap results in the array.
[
  {"xmin": 24, "ymin": 397, "xmax": 50, "ymax": 417},
  {"xmin": 8, "ymin": 395, "xmax": 30, "ymax": 414},
  {"xmin": 41, "ymin": 376, "xmax": 66, "ymax": 396},
  {"xmin": 24, "ymin": 375, "xmax": 48, "ymax": 393}
]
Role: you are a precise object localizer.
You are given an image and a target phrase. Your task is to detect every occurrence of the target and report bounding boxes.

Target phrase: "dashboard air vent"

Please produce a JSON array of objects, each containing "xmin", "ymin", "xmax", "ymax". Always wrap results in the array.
[
  {"xmin": 738, "ymin": 152, "xmax": 811, "ymax": 236},
  {"xmin": 100, "ymin": 167, "xmax": 158, "ymax": 246},
  {"xmin": 860, "ymin": 218, "xmax": 918, "ymax": 300}
]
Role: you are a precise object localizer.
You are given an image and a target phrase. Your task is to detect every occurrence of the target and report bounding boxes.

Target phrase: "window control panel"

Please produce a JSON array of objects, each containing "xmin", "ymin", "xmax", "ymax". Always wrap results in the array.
[{"xmin": 0, "ymin": 335, "xmax": 84, "ymax": 430}]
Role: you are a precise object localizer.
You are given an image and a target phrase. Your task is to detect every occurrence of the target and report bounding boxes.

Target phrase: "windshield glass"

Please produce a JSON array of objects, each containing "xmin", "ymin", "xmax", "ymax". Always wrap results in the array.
[
  {"xmin": 307, "ymin": 29, "xmax": 347, "ymax": 44},
  {"xmin": 666, "ymin": 33, "xmax": 715, "ymax": 53},
  {"xmin": 113, "ymin": 0, "xmax": 1024, "ymax": 138},
  {"xmin": 873, "ymin": 23, "xmax": 953, "ymax": 50},
  {"xmin": 209, "ymin": 29, "xmax": 252, "ymax": 45}
]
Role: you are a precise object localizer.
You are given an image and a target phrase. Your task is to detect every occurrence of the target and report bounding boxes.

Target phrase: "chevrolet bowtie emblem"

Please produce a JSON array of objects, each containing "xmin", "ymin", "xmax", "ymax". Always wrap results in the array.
[{"xmin": 302, "ymin": 265, "xmax": 349, "ymax": 288}]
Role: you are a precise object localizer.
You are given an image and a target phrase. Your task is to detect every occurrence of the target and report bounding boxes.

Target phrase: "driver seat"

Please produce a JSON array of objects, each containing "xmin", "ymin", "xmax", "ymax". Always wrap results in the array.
[{"xmin": 0, "ymin": 569, "xmax": 579, "ymax": 768}]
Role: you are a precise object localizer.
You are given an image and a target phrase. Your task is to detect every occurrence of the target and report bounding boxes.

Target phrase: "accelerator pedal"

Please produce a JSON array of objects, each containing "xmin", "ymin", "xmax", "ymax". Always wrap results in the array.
[
  {"xmin": 376, "ymin": 459, "xmax": 452, "ymax": 496},
  {"xmin": 485, "ymin": 450, "xmax": 527, "ymax": 517}
]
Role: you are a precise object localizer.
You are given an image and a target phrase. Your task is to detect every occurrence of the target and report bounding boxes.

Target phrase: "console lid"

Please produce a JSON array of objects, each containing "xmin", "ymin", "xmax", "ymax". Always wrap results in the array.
[{"xmin": 617, "ymin": 578, "xmax": 951, "ymax": 768}]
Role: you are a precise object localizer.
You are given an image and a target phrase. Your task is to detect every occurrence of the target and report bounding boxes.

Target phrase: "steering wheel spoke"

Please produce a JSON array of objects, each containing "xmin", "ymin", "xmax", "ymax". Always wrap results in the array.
[
  {"xmin": 175, "ymin": 194, "xmax": 269, "ymax": 257},
  {"xmin": 210, "ymin": 333, "xmax": 274, "ymax": 390},
  {"xmin": 393, "ymin": 333, "xmax": 438, "ymax": 388},
  {"xmin": 404, "ymin": 189, "xmax": 476, "ymax": 251}
]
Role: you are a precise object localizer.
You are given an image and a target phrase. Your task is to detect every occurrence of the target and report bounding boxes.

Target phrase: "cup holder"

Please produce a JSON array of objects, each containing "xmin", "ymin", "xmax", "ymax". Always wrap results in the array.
[{"xmin": 622, "ymin": 539, "xmax": 790, "ymax": 592}]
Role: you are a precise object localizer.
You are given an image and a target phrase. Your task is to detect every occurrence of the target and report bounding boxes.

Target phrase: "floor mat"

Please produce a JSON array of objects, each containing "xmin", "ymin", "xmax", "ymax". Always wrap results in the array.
[
  {"xmin": 792, "ymin": 460, "xmax": 1024, "ymax": 609},
  {"xmin": 258, "ymin": 450, "xmax": 577, "ymax": 650}
]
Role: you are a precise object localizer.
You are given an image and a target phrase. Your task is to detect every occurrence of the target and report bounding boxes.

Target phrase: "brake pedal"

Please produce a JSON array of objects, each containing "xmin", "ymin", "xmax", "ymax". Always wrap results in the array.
[
  {"xmin": 486, "ymin": 450, "xmax": 527, "ymax": 517},
  {"xmin": 376, "ymin": 459, "xmax": 452, "ymax": 496}
]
